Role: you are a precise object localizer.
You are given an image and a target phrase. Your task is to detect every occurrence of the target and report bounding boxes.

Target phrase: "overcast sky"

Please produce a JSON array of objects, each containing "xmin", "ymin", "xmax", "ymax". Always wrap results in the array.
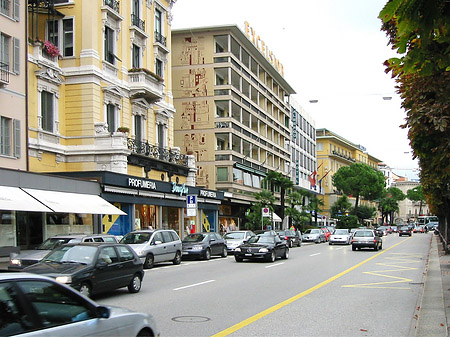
[{"xmin": 171, "ymin": 0, "xmax": 419, "ymax": 178}]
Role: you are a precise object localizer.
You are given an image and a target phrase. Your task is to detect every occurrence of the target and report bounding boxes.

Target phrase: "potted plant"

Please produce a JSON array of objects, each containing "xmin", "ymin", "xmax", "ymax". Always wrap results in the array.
[{"xmin": 117, "ymin": 126, "xmax": 130, "ymax": 133}]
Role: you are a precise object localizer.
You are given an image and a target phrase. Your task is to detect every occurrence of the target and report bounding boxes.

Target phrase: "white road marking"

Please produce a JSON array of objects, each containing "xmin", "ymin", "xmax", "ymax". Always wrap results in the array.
[
  {"xmin": 265, "ymin": 262, "xmax": 284, "ymax": 269},
  {"xmin": 173, "ymin": 280, "xmax": 215, "ymax": 291},
  {"xmin": 310, "ymin": 253, "xmax": 321, "ymax": 257}
]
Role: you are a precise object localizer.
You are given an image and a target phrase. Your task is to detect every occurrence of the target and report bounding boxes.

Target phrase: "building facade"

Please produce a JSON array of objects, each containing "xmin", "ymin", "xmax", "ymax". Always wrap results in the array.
[
  {"xmin": 316, "ymin": 128, "xmax": 382, "ymax": 221},
  {"xmin": 171, "ymin": 23, "xmax": 296, "ymax": 229},
  {"xmin": 0, "ymin": 0, "xmax": 27, "ymax": 170}
]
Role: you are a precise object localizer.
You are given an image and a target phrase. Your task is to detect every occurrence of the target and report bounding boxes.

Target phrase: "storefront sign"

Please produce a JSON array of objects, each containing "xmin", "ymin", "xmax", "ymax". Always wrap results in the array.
[
  {"xmin": 244, "ymin": 21, "xmax": 284, "ymax": 76},
  {"xmin": 199, "ymin": 190, "xmax": 217, "ymax": 198},
  {"xmin": 172, "ymin": 182, "xmax": 189, "ymax": 196},
  {"xmin": 128, "ymin": 178, "xmax": 157, "ymax": 190}
]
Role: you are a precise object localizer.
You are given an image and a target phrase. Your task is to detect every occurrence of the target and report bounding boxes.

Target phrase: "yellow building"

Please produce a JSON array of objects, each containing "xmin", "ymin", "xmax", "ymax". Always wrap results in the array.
[
  {"xmin": 316, "ymin": 128, "xmax": 382, "ymax": 221},
  {"xmin": 24, "ymin": 0, "xmax": 223, "ymax": 239}
]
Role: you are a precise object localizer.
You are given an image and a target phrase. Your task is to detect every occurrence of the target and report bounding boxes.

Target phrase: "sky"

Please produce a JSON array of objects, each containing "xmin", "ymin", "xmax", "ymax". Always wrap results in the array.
[{"xmin": 171, "ymin": 0, "xmax": 420, "ymax": 179}]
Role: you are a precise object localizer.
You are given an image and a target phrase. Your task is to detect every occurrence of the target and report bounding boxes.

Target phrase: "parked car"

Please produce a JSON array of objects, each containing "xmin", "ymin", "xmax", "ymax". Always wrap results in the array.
[
  {"xmin": 120, "ymin": 229, "xmax": 182, "ymax": 269},
  {"xmin": 234, "ymin": 235, "xmax": 289, "ymax": 262},
  {"xmin": 398, "ymin": 226, "xmax": 412, "ymax": 236},
  {"xmin": 0, "ymin": 273, "xmax": 159, "ymax": 337},
  {"xmin": 276, "ymin": 229, "xmax": 301, "ymax": 247},
  {"xmin": 223, "ymin": 230, "xmax": 256, "ymax": 254},
  {"xmin": 390, "ymin": 226, "xmax": 399, "ymax": 233},
  {"xmin": 23, "ymin": 242, "xmax": 144, "ymax": 298},
  {"xmin": 351, "ymin": 230, "xmax": 382, "ymax": 251},
  {"xmin": 8, "ymin": 234, "xmax": 119, "ymax": 271},
  {"xmin": 376, "ymin": 226, "xmax": 389, "ymax": 236},
  {"xmin": 182, "ymin": 232, "xmax": 227, "ymax": 260},
  {"xmin": 302, "ymin": 229, "xmax": 326, "ymax": 243},
  {"xmin": 329, "ymin": 228, "xmax": 351, "ymax": 245},
  {"xmin": 320, "ymin": 228, "xmax": 332, "ymax": 241}
]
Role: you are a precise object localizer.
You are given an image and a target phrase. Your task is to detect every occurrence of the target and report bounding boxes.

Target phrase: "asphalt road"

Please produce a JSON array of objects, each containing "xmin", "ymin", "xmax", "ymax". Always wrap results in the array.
[{"xmin": 97, "ymin": 232, "xmax": 432, "ymax": 337}]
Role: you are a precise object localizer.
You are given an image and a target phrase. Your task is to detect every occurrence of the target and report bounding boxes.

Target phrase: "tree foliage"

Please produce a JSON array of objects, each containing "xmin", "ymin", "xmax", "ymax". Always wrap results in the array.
[
  {"xmin": 262, "ymin": 170, "xmax": 293, "ymax": 222},
  {"xmin": 332, "ymin": 163, "xmax": 385, "ymax": 214},
  {"xmin": 407, "ymin": 185, "xmax": 426, "ymax": 215},
  {"xmin": 330, "ymin": 195, "xmax": 352, "ymax": 218},
  {"xmin": 245, "ymin": 190, "xmax": 276, "ymax": 231}
]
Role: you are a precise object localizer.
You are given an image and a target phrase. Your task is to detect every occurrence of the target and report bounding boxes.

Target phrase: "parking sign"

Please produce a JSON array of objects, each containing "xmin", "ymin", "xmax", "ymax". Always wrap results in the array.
[{"xmin": 187, "ymin": 195, "xmax": 197, "ymax": 208}]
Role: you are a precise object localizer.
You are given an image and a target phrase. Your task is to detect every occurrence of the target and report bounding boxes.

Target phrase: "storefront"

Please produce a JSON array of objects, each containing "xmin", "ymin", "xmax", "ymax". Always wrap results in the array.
[
  {"xmin": 55, "ymin": 171, "xmax": 224, "ymax": 239},
  {"xmin": 0, "ymin": 168, "xmax": 125, "ymax": 256}
]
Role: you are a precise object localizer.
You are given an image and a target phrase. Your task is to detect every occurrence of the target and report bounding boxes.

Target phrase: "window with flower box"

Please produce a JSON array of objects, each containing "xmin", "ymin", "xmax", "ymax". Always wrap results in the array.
[{"xmin": 46, "ymin": 18, "xmax": 74, "ymax": 57}]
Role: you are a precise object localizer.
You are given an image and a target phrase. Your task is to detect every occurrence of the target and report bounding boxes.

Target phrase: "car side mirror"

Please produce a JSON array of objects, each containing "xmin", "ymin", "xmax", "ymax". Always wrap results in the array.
[
  {"xmin": 153, "ymin": 240, "xmax": 163, "ymax": 245},
  {"xmin": 95, "ymin": 306, "xmax": 111, "ymax": 319}
]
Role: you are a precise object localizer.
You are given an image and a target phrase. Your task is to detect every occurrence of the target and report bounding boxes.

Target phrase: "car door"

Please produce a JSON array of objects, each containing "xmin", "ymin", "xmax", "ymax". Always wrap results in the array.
[
  {"xmin": 150, "ymin": 232, "xmax": 166, "ymax": 263},
  {"xmin": 161, "ymin": 231, "xmax": 176, "ymax": 261},
  {"xmin": 209, "ymin": 233, "xmax": 221, "ymax": 255},
  {"xmin": 273, "ymin": 236, "xmax": 284, "ymax": 257},
  {"xmin": 115, "ymin": 245, "xmax": 138, "ymax": 287},
  {"xmin": 94, "ymin": 246, "xmax": 122, "ymax": 292}
]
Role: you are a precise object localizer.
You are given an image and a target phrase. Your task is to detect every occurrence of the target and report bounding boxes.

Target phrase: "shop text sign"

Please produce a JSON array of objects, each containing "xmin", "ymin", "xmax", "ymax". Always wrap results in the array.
[
  {"xmin": 199, "ymin": 190, "xmax": 216, "ymax": 198},
  {"xmin": 128, "ymin": 178, "xmax": 156, "ymax": 190},
  {"xmin": 172, "ymin": 182, "xmax": 189, "ymax": 196}
]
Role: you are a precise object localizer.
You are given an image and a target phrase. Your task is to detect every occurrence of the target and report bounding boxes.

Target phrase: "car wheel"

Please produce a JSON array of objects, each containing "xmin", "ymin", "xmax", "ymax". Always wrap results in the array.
[
  {"xmin": 137, "ymin": 328, "xmax": 153, "ymax": 337},
  {"xmin": 204, "ymin": 248, "xmax": 211, "ymax": 260},
  {"xmin": 128, "ymin": 273, "xmax": 142, "ymax": 293},
  {"xmin": 379, "ymin": 243, "xmax": 383, "ymax": 250},
  {"xmin": 297, "ymin": 241, "xmax": 301, "ymax": 247},
  {"xmin": 267, "ymin": 251, "xmax": 276, "ymax": 262},
  {"xmin": 221, "ymin": 246, "xmax": 228, "ymax": 257},
  {"xmin": 329, "ymin": 242, "xmax": 332, "ymax": 245},
  {"xmin": 144, "ymin": 254, "xmax": 154, "ymax": 269},
  {"xmin": 282, "ymin": 248, "xmax": 289, "ymax": 259},
  {"xmin": 79, "ymin": 282, "xmax": 92, "ymax": 298},
  {"xmin": 315, "ymin": 238, "xmax": 320, "ymax": 244},
  {"xmin": 173, "ymin": 251, "xmax": 182, "ymax": 265},
  {"xmin": 235, "ymin": 255, "xmax": 243, "ymax": 262},
  {"xmin": 374, "ymin": 245, "xmax": 378, "ymax": 251},
  {"xmin": 289, "ymin": 241, "xmax": 293, "ymax": 248},
  {"xmin": 352, "ymin": 246, "xmax": 356, "ymax": 251}
]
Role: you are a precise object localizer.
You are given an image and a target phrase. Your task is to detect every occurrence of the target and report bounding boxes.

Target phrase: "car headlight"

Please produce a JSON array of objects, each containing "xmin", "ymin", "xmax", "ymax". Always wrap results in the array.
[
  {"xmin": 10, "ymin": 258, "xmax": 21, "ymax": 266},
  {"xmin": 136, "ymin": 250, "xmax": 145, "ymax": 256},
  {"xmin": 259, "ymin": 248, "xmax": 269, "ymax": 253},
  {"xmin": 235, "ymin": 248, "xmax": 241, "ymax": 252},
  {"xmin": 55, "ymin": 275, "xmax": 72, "ymax": 284}
]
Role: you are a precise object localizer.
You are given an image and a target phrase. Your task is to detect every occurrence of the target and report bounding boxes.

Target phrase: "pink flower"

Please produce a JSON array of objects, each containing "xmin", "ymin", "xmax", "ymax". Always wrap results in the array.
[{"xmin": 43, "ymin": 40, "xmax": 60, "ymax": 57}]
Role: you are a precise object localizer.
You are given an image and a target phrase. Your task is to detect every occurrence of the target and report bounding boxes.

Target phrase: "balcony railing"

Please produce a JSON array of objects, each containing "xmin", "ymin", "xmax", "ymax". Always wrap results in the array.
[
  {"xmin": 131, "ymin": 14, "xmax": 145, "ymax": 31},
  {"xmin": 0, "ymin": 62, "xmax": 9, "ymax": 84},
  {"xmin": 103, "ymin": 0, "xmax": 120, "ymax": 12},
  {"xmin": 128, "ymin": 139, "xmax": 189, "ymax": 167},
  {"xmin": 154, "ymin": 31, "xmax": 166, "ymax": 46}
]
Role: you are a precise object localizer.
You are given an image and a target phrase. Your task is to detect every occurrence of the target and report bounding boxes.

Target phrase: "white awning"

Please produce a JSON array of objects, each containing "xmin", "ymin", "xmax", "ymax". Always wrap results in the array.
[
  {"xmin": 23, "ymin": 188, "xmax": 126, "ymax": 215},
  {"xmin": 272, "ymin": 213, "xmax": 282, "ymax": 222},
  {"xmin": 0, "ymin": 186, "xmax": 53, "ymax": 212}
]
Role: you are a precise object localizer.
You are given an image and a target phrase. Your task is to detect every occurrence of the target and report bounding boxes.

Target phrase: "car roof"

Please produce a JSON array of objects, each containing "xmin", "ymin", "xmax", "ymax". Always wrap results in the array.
[
  {"xmin": 60, "ymin": 242, "xmax": 126, "ymax": 248},
  {"xmin": 0, "ymin": 272, "xmax": 59, "ymax": 282}
]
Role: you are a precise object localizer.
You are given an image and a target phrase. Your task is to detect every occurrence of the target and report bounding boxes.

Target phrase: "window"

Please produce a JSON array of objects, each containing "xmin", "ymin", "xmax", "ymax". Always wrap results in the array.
[
  {"xmin": 214, "ymin": 35, "xmax": 228, "ymax": 53},
  {"xmin": 216, "ymin": 133, "xmax": 228, "ymax": 150},
  {"xmin": 215, "ymin": 101, "xmax": 228, "ymax": 117},
  {"xmin": 233, "ymin": 168, "xmax": 243, "ymax": 184},
  {"xmin": 230, "ymin": 37, "xmax": 240, "ymax": 59},
  {"xmin": 217, "ymin": 167, "xmax": 228, "ymax": 182},
  {"xmin": 62, "ymin": 18, "xmax": 74, "ymax": 57},
  {"xmin": 47, "ymin": 18, "xmax": 74, "ymax": 57},
  {"xmin": 41, "ymin": 90, "xmax": 54, "ymax": 132},
  {"xmin": 0, "ymin": 116, "xmax": 10, "ymax": 155},
  {"xmin": 157, "ymin": 123, "xmax": 165, "ymax": 147},
  {"xmin": 132, "ymin": 0, "xmax": 140, "ymax": 17},
  {"xmin": 243, "ymin": 172, "xmax": 252, "ymax": 186},
  {"xmin": 104, "ymin": 26, "xmax": 115, "ymax": 64},
  {"xmin": 132, "ymin": 44, "xmax": 140, "ymax": 68},
  {"xmin": 106, "ymin": 103, "xmax": 116, "ymax": 133},
  {"xmin": 135, "ymin": 115, "xmax": 143, "ymax": 142},
  {"xmin": 155, "ymin": 59, "xmax": 163, "ymax": 78},
  {"xmin": 0, "ymin": 33, "xmax": 9, "ymax": 68},
  {"xmin": 1, "ymin": 0, "xmax": 19, "ymax": 20},
  {"xmin": 155, "ymin": 8, "xmax": 162, "ymax": 36}
]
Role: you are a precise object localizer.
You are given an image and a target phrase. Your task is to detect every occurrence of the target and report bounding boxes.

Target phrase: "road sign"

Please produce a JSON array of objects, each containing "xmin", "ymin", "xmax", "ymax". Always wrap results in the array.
[
  {"xmin": 187, "ymin": 208, "xmax": 197, "ymax": 217},
  {"xmin": 186, "ymin": 195, "xmax": 197, "ymax": 209},
  {"xmin": 262, "ymin": 207, "xmax": 270, "ymax": 217}
]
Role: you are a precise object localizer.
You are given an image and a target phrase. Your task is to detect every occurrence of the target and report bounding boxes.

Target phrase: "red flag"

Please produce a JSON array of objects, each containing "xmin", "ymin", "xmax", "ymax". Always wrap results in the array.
[{"xmin": 309, "ymin": 170, "xmax": 317, "ymax": 187}]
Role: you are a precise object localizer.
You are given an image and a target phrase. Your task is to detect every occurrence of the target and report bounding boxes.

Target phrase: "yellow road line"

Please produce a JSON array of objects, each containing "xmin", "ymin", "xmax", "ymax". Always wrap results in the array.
[{"xmin": 211, "ymin": 239, "xmax": 409, "ymax": 337}]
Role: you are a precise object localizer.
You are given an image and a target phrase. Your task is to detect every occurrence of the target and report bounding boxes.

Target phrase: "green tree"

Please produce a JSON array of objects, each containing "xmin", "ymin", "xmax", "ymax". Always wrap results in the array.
[
  {"xmin": 330, "ymin": 195, "xmax": 352, "ymax": 218},
  {"xmin": 378, "ymin": 187, "xmax": 406, "ymax": 224},
  {"xmin": 407, "ymin": 185, "xmax": 426, "ymax": 216},
  {"xmin": 262, "ymin": 170, "xmax": 293, "ymax": 225},
  {"xmin": 332, "ymin": 163, "xmax": 385, "ymax": 215},
  {"xmin": 308, "ymin": 195, "xmax": 324, "ymax": 226},
  {"xmin": 245, "ymin": 190, "xmax": 276, "ymax": 231},
  {"xmin": 355, "ymin": 205, "xmax": 377, "ymax": 224}
]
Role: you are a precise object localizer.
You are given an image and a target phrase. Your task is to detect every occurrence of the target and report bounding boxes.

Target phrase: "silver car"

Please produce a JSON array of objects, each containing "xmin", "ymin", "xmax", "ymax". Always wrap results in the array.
[
  {"xmin": 223, "ymin": 230, "xmax": 255, "ymax": 254},
  {"xmin": 302, "ymin": 228, "xmax": 326, "ymax": 243},
  {"xmin": 120, "ymin": 229, "xmax": 182, "ymax": 268},
  {"xmin": 0, "ymin": 273, "xmax": 159, "ymax": 337},
  {"xmin": 329, "ymin": 228, "xmax": 351, "ymax": 245}
]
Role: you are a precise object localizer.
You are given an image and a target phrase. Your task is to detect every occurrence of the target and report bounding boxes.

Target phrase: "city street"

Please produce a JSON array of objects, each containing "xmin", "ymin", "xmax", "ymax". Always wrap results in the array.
[{"xmin": 97, "ymin": 233, "xmax": 432, "ymax": 337}]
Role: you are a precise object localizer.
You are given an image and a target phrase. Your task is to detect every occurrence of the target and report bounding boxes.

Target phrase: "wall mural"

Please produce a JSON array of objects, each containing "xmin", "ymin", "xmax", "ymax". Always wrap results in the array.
[{"xmin": 180, "ymin": 101, "xmax": 210, "ymax": 130}]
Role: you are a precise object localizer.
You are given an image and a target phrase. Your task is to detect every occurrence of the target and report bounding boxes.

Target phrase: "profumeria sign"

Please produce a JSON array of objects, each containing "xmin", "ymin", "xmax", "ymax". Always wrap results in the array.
[{"xmin": 244, "ymin": 21, "xmax": 284, "ymax": 77}]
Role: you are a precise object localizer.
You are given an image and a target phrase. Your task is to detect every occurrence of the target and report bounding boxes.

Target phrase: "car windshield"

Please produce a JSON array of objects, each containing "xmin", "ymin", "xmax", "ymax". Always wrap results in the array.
[
  {"xmin": 305, "ymin": 229, "xmax": 319, "ymax": 234},
  {"xmin": 224, "ymin": 232, "xmax": 245, "ymax": 240},
  {"xmin": 354, "ymin": 231, "xmax": 374, "ymax": 237},
  {"xmin": 39, "ymin": 238, "xmax": 72, "ymax": 250},
  {"xmin": 334, "ymin": 229, "xmax": 349, "ymax": 235},
  {"xmin": 183, "ymin": 234, "xmax": 206, "ymax": 243},
  {"xmin": 400, "ymin": 226, "xmax": 409, "ymax": 230},
  {"xmin": 42, "ymin": 245, "xmax": 97, "ymax": 265},
  {"xmin": 120, "ymin": 233, "xmax": 151, "ymax": 244},
  {"xmin": 249, "ymin": 236, "xmax": 275, "ymax": 244}
]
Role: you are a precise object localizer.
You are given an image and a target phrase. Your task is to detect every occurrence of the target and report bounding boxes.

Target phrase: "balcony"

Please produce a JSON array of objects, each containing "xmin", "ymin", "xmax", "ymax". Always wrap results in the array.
[
  {"xmin": 154, "ymin": 31, "xmax": 166, "ymax": 47},
  {"xmin": 127, "ymin": 139, "xmax": 190, "ymax": 176},
  {"xmin": 103, "ymin": 0, "xmax": 119, "ymax": 12},
  {"xmin": 0, "ymin": 62, "xmax": 9, "ymax": 85},
  {"xmin": 128, "ymin": 68, "xmax": 164, "ymax": 102},
  {"xmin": 131, "ymin": 13, "xmax": 145, "ymax": 31},
  {"xmin": 30, "ymin": 41, "xmax": 61, "ymax": 70}
]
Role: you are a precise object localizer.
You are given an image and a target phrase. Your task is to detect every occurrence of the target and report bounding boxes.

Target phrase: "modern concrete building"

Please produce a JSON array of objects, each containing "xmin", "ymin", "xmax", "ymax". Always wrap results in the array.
[
  {"xmin": 172, "ymin": 23, "xmax": 296, "ymax": 229},
  {"xmin": 316, "ymin": 128, "xmax": 382, "ymax": 221}
]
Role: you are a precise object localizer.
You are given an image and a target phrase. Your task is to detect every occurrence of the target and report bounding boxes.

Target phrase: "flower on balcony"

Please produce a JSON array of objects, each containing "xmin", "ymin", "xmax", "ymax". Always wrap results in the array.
[
  {"xmin": 117, "ymin": 126, "xmax": 130, "ymax": 133},
  {"xmin": 128, "ymin": 67, "xmax": 164, "ymax": 82},
  {"xmin": 43, "ymin": 40, "xmax": 60, "ymax": 57}
]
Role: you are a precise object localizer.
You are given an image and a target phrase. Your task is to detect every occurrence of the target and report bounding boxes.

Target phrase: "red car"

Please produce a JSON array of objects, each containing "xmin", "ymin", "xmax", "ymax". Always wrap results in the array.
[{"xmin": 320, "ymin": 228, "xmax": 331, "ymax": 241}]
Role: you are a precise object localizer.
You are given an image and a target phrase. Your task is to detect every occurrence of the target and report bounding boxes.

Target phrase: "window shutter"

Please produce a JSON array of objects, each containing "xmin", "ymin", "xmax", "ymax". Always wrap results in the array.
[
  {"xmin": 13, "ymin": 38, "xmax": 19, "ymax": 74},
  {"xmin": 13, "ymin": 0, "xmax": 20, "ymax": 21},
  {"xmin": 13, "ymin": 119, "xmax": 20, "ymax": 158}
]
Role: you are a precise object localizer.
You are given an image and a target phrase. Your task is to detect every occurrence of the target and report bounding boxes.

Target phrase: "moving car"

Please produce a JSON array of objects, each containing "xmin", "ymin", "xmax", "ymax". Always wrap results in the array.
[
  {"xmin": 329, "ymin": 228, "xmax": 351, "ymax": 245},
  {"xmin": 398, "ymin": 226, "xmax": 412, "ymax": 236},
  {"xmin": 182, "ymin": 232, "xmax": 228, "ymax": 260},
  {"xmin": 302, "ymin": 229, "xmax": 326, "ymax": 243},
  {"xmin": 234, "ymin": 235, "xmax": 289, "ymax": 262},
  {"xmin": 23, "ymin": 242, "xmax": 144, "ymax": 298},
  {"xmin": 351, "ymin": 230, "xmax": 382, "ymax": 251},
  {"xmin": 223, "ymin": 230, "xmax": 255, "ymax": 254},
  {"xmin": 120, "ymin": 229, "xmax": 182, "ymax": 268},
  {"xmin": 8, "ymin": 234, "xmax": 119, "ymax": 271},
  {"xmin": 0, "ymin": 273, "xmax": 159, "ymax": 337},
  {"xmin": 276, "ymin": 229, "xmax": 301, "ymax": 247}
]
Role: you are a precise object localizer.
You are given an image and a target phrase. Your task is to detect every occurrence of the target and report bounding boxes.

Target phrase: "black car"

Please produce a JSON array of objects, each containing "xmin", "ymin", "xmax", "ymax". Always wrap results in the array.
[
  {"xmin": 182, "ymin": 232, "xmax": 228, "ymax": 260},
  {"xmin": 276, "ymin": 230, "xmax": 302, "ymax": 247},
  {"xmin": 234, "ymin": 235, "xmax": 289, "ymax": 262},
  {"xmin": 23, "ymin": 243, "xmax": 144, "ymax": 298},
  {"xmin": 398, "ymin": 226, "xmax": 412, "ymax": 236}
]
